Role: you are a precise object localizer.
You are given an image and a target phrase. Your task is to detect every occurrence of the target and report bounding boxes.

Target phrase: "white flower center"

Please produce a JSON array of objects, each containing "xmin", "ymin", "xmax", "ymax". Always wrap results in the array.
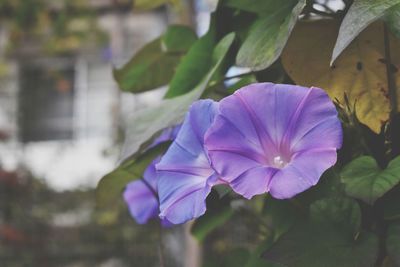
[{"xmin": 273, "ymin": 156, "xmax": 287, "ymax": 168}]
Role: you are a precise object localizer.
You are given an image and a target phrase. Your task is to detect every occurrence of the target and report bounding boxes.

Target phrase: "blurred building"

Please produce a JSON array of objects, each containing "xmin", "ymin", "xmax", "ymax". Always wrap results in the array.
[{"xmin": 0, "ymin": 1, "xmax": 173, "ymax": 190}]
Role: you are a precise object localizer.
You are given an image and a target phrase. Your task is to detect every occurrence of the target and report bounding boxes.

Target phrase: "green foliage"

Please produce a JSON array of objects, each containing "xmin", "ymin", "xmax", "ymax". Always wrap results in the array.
[
  {"xmin": 384, "ymin": 3, "xmax": 400, "ymax": 39},
  {"xmin": 96, "ymin": 142, "xmax": 171, "ymax": 208},
  {"xmin": 383, "ymin": 190, "xmax": 400, "ymax": 220},
  {"xmin": 244, "ymin": 236, "xmax": 283, "ymax": 267},
  {"xmin": 262, "ymin": 197, "xmax": 379, "ymax": 267},
  {"xmin": 309, "ymin": 197, "xmax": 361, "ymax": 236},
  {"xmin": 191, "ymin": 192, "xmax": 234, "ymax": 242},
  {"xmin": 387, "ymin": 222, "xmax": 400, "ymax": 266},
  {"xmin": 332, "ymin": 0, "xmax": 400, "ymax": 63},
  {"xmin": 164, "ymin": 16, "xmax": 217, "ymax": 98},
  {"xmin": 341, "ymin": 156, "xmax": 400, "ymax": 205},
  {"xmin": 113, "ymin": 25, "xmax": 197, "ymax": 93},
  {"xmin": 262, "ymin": 196, "xmax": 300, "ymax": 239},
  {"xmin": 119, "ymin": 33, "xmax": 235, "ymax": 162},
  {"xmin": 235, "ymin": 0, "xmax": 305, "ymax": 71}
]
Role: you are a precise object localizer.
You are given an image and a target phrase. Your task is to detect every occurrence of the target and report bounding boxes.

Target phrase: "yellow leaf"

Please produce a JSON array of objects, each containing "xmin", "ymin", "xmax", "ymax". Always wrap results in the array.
[{"xmin": 282, "ymin": 20, "xmax": 400, "ymax": 133}]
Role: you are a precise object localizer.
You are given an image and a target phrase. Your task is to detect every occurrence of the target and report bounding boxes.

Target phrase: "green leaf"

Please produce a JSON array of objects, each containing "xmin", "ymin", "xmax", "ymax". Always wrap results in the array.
[
  {"xmin": 120, "ymin": 33, "xmax": 236, "ymax": 162},
  {"xmin": 341, "ymin": 156, "xmax": 400, "ymax": 205},
  {"xmin": 309, "ymin": 198, "xmax": 361, "ymax": 236},
  {"xmin": 263, "ymin": 222, "xmax": 378, "ymax": 267},
  {"xmin": 384, "ymin": 3, "xmax": 400, "ymax": 39},
  {"xmin": 96, "ymin": 142, "xmax": 171, "ymax": 208},
  {"xmin": 383, "ymin": 188, "xmax": 400, "ymax": 220},
  {"xmin": 332, "ymin": 0, "xmax": 400, "ymax": 64},
  {"xmin": 245, "ymin": 236, "xmax": 284, "ymax": 267},
  {"xmin": 236, "ymin": 0, "xmax": 305, "ymax": 71},
  {"xmin": 262, "ymin": 197, "xmax": 378, "ymax": 267},
  {"xmin": 262, "ymin": 195, "xmax": 300, "ymax": 239},
  {"xmin": 221, "ymin": 248, "xmax": 250, "ymax": 267},
  {"xmin": 387, "ymin": 222, "xmax": 400, "ymax": 266},
  {"xmin": 227, "ymin": 74, "xmax": 257, "ymax": 94},
  {"xmin": 164, "ymin": 13, "xmax": 231, "ymax": 98},
  {"xmin": 191, "ymin": 192, "xmax": 234, "ymax": 242},
  {"xmin": 113, "ymin": 25, "xmax": 197, "ymax": 93}
]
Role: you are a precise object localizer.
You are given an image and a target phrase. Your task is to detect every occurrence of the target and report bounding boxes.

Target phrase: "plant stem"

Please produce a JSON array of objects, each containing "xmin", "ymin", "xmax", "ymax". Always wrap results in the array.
[
  {"xmin": 158, "ymin": 222, "xmax": 165, "ymax": 267},
  {"xmin": 383, "ymin": 24, "xmax": 398, "ymax": 119}
]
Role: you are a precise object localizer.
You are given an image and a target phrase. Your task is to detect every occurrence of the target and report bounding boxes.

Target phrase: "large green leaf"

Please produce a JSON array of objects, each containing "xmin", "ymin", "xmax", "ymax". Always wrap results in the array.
[
  {"xmin": 384, "ymin": 3, "xmax": 400, "ymax": 39},
  {"xmin": 113, "ymin": 25, "xmax": 197, "ymax": 93},
  {"xmin": 96, "ymin": 142, "xmax": 170, "ymax": 208},
  {"xmin": 387, "ymin": 222, "xmax": 400, "ymax": 266},
  {"xmin": 236, "ymin": 0, "xmax": 305, "ymax": 71},
  {"xmin": 341, "ymin": 156, "xmax": 400, "ymax": 205},
  {"xmin": 263, "ymin": 222, "xmax": 378, "ymax": 267},
  {"xmin": 332, "ymin": 0, "xmax": 400, "ymax": 63},
  {"xmin": 163, "ymin": 14, "xmax": 217, "ymax": 98},
  {"xmin": 120, "ymin": 33, "xmax": 235, "ymax": 162},
  {"xmin": 262, "ymin": 197, "xmax": 379, "ymax": 267},
  {"xmin": 309, "ymin": 198, "xmax": 361, "ymax": 236}
]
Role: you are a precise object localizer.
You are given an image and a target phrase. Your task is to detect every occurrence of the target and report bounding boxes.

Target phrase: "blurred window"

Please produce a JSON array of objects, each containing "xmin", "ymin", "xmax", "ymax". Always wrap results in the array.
[{"xmin": 18, "ymin": 59, "xmax": 75, "ymax": 142}]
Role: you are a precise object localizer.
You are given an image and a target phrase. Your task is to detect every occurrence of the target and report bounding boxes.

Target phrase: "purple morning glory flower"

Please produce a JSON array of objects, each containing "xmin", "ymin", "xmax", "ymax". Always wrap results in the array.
[
  {"xmin": 123, "ymin": 126, "xmax": 181, "ymax": 226},
  {"xmin": 156, "ymin": 99, "xmax": 227, "ymax": 225},
  {"xmin": 204, "ymin": 83, "xmax": 342, "ymax": 199}
]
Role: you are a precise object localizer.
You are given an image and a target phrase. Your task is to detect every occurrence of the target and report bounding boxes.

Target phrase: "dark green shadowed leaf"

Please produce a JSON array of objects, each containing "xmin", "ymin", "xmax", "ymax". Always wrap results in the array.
[
  {"xmin": 120, "ymin": 33, "xmax": 235, "ymax": 162},
  {"xmin": 387, "ymin": 222, "xmax": 400, "ymax": 266},
  {"xmin": 341, "ymin": 156, "xmax": 400, "ymax": 205},
  {"xmin": 191, "ymin": 191, "xmax": 234, "ymax": 242},
  {"xmin": 96, "ymin": 142, "xmax": 171, "ymax": 208},
  {"xmin": 331, "ymin": 0, "xmax": 400, "ymax": 64},
  {"xmin": 221, "ymin": 248, "xmax": 250, "ymax": 267},
  {"xmin": 262, "ymin": 197, "xmax": 379, "ymax": 267},
  {"xmin": 113, "ymin": 25, "xmax": 197, "ymax": 93},
  {"xmin": 163, "ymin": 15, "xmax": 217, "ymax": 98},
  {"xmin": 309, "ymin": 198, "xmax": 361, "ymax": 236},
  {"xmin": 383, "ymin": 188, "xmax": 400, "ymax": 220},
  {"xmin": 236, "ymin": 0, "xmax": 305, "ymax": 71},
  {"xmin": 262, "ymin": 195, "xmax": 300, "ymax": 239},
  {"xmin": 384, "ymin": 3, "xmax": 400, "ymax": 39},
  {"xmin": 244, "ymin": 236, "xmax": 284, "ymax": 267}
]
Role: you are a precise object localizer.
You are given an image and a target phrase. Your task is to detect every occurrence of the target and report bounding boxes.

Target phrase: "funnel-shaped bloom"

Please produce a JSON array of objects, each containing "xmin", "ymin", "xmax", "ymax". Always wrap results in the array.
[
  {"xmin": 156, "ymin": 100, "xmax": 226, "ymax": 224},
  {"xmin": 205, "ymin": 83, "xmax": 342, "ymax": 199},
  {"xmin": 123, "ymin": 126, "xmax": 180, "ymax": 226}
]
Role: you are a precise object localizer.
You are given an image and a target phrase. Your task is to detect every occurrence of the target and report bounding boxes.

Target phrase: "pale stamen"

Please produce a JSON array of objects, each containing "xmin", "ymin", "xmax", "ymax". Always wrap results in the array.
[{"xmin": 273, "ymin": 156, "xmax": 288, "ymax": 168}]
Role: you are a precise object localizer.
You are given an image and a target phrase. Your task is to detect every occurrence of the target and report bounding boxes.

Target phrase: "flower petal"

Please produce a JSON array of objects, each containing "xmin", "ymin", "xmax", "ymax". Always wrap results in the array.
[
  {"xmin": 205, "ymin": 83, "xmax": 342, "ymax": 199},
  {"xmin": 229, "ymin": 166, "xmax": 278, "ymax": 199},
  {"xmin": 157, "ymin": 99, "xmax": 219, "ymax": 224},
  {"xmin": 269, "ymin": 148, "xmax": 338, "ymax": 199},
  {"xmin": 123, "ymin": 179, "xmax": 159, "ymax": 224}
]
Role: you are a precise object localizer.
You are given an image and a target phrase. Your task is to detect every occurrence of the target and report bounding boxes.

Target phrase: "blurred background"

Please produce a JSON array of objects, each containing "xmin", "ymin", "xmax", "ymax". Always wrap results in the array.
[{"xmin": 0, "ymin": 0, "xmax": 218, "ymax": 266}]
